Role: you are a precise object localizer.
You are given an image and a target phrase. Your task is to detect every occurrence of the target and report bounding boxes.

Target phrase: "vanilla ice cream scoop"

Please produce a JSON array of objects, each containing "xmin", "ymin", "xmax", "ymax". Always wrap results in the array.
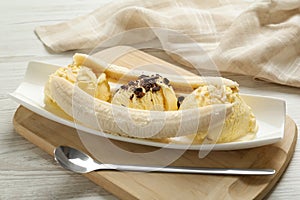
[
  {"xmin": 111, "ymin": 74, "xmax": 178, "ymax": 111},
  {"xmin": 45, "ymin": 65, "xmax": 111, "ymax": 103},
  {"xmin": 180, "ymin": 84, "xmax": 257, "ymax": 143}
]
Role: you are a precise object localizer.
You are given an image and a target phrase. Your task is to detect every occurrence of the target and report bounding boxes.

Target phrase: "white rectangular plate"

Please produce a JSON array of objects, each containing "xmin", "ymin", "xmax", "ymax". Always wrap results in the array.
[{"xmin": 10, "ymin": 61, "xmax": 286, "ymax": 151}]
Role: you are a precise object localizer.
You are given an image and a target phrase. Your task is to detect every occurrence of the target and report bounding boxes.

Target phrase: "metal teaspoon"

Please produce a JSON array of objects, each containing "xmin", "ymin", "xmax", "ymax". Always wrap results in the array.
[{"xmin": 54, "ymin": 146, "xmax": 275, "ymax": 175}]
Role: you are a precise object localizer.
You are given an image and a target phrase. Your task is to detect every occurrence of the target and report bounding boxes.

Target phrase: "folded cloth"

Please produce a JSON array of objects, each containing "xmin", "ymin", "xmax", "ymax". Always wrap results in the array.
[{"xmin": 35, "ymin": 0, "xmax": 300, "ymax": 87}]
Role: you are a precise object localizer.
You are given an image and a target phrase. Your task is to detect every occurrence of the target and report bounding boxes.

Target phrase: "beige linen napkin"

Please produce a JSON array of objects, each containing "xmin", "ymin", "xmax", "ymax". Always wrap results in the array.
[{"xmin": 35, "ymin": 0, "xmax": 300, "ymax": 87}]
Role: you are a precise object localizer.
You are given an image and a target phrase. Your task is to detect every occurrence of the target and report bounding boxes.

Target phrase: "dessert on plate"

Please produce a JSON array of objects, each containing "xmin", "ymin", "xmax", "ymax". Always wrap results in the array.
[{"xmin": 44, "ymin": 53, "xmax": 257, "ymax": 143}]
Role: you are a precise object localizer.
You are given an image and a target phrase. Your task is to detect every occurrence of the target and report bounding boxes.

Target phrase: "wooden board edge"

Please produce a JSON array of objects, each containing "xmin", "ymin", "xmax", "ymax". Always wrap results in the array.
[{"xmin": 255, "ymin": 116, "xmax": 298, "ymax": 200}]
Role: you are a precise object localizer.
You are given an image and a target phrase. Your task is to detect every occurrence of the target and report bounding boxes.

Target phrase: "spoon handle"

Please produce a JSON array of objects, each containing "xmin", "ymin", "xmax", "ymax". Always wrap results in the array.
[{"xmin": 106, "ymin": 164, "xmax": 275, "ymax": 175}]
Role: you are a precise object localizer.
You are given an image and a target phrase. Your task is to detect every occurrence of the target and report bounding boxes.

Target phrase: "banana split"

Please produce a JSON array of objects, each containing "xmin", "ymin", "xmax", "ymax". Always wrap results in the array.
[{"xmin": 44, "ymin": 54, "xmax": 257, "ymax": 142}]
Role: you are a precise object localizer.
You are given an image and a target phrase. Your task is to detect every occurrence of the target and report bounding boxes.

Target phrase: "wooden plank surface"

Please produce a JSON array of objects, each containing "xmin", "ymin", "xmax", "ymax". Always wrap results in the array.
[{"xmin": 13, "ymin": 48, "xmax": 298, "ymax": 200}]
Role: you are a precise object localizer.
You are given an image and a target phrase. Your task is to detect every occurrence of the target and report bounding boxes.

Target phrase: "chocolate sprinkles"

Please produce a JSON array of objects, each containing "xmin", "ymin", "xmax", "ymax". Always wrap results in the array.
[
  {"xmin": 118, "ymin": 74, "xmax": 170, "ymax": 99},
  {"xmin": 129, "ymin": 94, "xmax": 134, "ymax": 100},
  {"xmin": 177, "ymin": 96, "xmax": 185, "ymax": 108},
  {"xmin": 133, "ymin": 87, "xmax": 145, "ymax": 98},
  {"xmin": 163, "ymin": 78, "xmax": 170, "ymax": 85},
  {"xmin": 152, "ymin": 86, "xmax": 161, "ymax": 92}
]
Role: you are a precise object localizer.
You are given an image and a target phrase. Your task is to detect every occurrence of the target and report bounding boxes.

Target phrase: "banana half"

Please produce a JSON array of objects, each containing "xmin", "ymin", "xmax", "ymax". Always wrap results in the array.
[{"xmin": 45, "ymin": 54, "xmax": 255, "ymax": 140}]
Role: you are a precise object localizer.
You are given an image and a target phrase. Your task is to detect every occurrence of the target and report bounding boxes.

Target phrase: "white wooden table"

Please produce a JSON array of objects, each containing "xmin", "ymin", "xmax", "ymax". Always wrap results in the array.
[{"xmin": 1, "ymin": 0, "xmax": 299, "ymax": 199}]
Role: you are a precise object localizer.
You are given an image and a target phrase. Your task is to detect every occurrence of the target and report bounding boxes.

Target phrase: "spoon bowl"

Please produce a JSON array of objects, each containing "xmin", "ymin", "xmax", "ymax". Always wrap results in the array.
[{"xmin": 54, "ymin": 146, "xmax": 102, "ymax": 173}]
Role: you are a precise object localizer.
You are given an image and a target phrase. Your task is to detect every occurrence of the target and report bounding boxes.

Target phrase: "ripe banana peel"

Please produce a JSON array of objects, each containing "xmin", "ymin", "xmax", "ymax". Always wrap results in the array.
[{"xmin": 45, "ymin": 54, "xmax": 246, "ymax": 139}]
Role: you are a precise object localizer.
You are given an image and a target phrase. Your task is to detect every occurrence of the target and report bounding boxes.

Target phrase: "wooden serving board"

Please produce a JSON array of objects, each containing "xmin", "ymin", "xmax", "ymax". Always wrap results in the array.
[{"xmin": 13, "ymin": 47, "xmax": 297, "ymax": 200}]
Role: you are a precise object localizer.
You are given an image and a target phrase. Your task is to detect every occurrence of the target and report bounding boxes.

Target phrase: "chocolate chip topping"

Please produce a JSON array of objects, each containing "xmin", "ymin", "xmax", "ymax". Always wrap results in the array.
[
  {"xmin": 138, "ymin": 74, "xmax": 148, "ymax": 79},
  {"xmin": 118, "ymin": 74, "xmax": 170, "ymax": 99},
  {"xmin": 152, "ymin": 86, "xmax": 161, "ymax": 92},
  {"xmin": 133, "ymin": 87, "xmax": 145, "ymax": 98},
  {"xmin": 120, "ymin": 85, "xmax": 128, "ymax": 90},
  {"xmin": 163, "ymin": 78, "xmax": 170, "ymax": 85},
  {"xmin": 129, "ymin": 94, "xmax": 134, "ymax": 100},
  {"xmin": 128, "ymin": 81, "xmax": 136, "ymax": 86},
  {"xmin": 177, "ymin": 96, "xmax": 185, "ymax": 108},
  {"xmin": 143, "ymin": 83, "xmax": 152, "ymax": 92},
  {"xmin": 140, "ymin": 75, "xmax": 161, "ymax": 89},
  {"xmin": 178, "ymin": 96, "xmax": 185, "ymax": 101}
]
